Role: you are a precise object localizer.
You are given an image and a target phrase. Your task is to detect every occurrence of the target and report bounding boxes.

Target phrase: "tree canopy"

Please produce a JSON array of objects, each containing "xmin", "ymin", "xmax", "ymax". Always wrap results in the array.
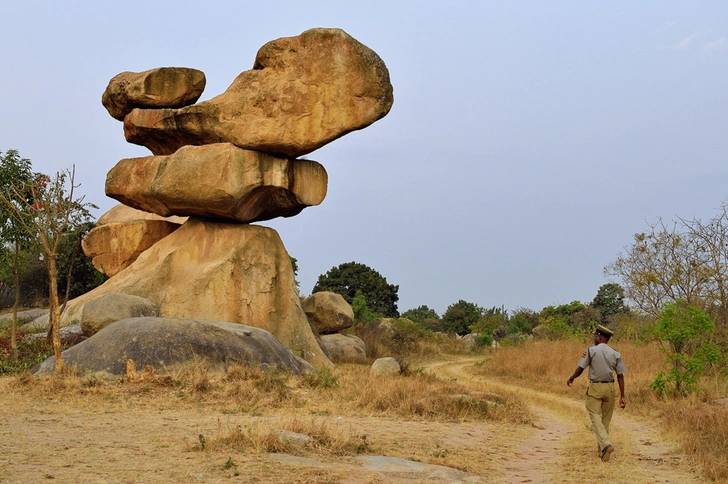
[
  {"xmin": 312, "ymin": 261, "xmax": 399, "ymax": 317},
  {"xmin": 441, "ymin": 299, "xmax": 483, "ymax": 335}
]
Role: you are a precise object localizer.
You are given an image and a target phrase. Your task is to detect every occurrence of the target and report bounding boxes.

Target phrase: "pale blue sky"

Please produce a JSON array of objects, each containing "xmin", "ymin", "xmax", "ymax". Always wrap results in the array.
[{"xmin": 2, "ymin": 1, "xmax": 727, "ymax": 316}]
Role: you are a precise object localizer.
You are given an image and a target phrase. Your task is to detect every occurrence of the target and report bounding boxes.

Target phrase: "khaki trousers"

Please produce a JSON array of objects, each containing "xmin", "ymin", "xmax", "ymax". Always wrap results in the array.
[{"xmin": 585, "ymin": 382, "xmax": 615, "ymax": 453}]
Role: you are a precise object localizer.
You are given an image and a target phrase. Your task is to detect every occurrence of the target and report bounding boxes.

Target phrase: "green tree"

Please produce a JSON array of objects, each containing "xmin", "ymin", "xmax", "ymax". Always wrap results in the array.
[
  {"xmin": 1, "ymin": 166, "xmax": 95, "ymax": 371},
  {"xmin": 0, "ymin": 149, "xmax": 37, "ymax": 361},
  {"xmin": 401, "ymin": 305, "xmax": 439, "ymax": 324},
  {"xmin": 591, "ymin": 283, "xmax": 629, "ymax": 324},
  {"xmin": 351, "ymin": 290, "xmax": 378, "ymax": 323},
  {"xmin": 441, "ymin": 300, "xmax": 483, "ymax": 335},
  {"xmin": 650, "ymin": 300, "xmax": 723, "ymax": 395},
  {"xmin": 313, "ymin": 262, "xmax": 399, "ymax": 317}
]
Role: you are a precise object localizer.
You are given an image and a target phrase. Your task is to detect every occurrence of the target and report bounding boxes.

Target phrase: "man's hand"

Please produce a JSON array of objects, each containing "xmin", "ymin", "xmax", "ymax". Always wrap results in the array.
[
  {"xmin": 619, "ymin": 397, "xmax": 627, "ymax": 408},
  {"xmin": 567, "ymin": 377, "xmax": 574, "ymax": 387}
]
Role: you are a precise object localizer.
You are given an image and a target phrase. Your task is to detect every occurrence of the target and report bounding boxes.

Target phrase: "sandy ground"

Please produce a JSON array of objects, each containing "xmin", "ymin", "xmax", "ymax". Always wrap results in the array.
[{"xmin": 0, "ymin": 357, "xmax": 709, "ymax": 484}]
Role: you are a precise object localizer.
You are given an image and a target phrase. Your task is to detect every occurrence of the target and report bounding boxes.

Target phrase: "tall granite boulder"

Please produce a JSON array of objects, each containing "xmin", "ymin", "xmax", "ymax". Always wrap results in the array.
[
  {"xmin": 123, "ymin": 28, "xmax": 393, "ymax": 158},
  {"xmin": 102, "ymin": 67, "xmax": 206, "ymax": 121},
  {"xmin": 105, "ymin": 143, "xmax": 327, "ymax": 223},
  {"xmin": 58, "ymin": 219, "xmax": 331, "ymax": 368},
  {"xmin": 82, "ymin": 204, "xmax": 186, "ymax": 277}
]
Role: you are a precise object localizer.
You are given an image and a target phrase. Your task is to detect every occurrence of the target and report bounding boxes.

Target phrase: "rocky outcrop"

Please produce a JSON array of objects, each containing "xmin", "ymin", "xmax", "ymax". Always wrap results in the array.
[
  {"xmin": 82, "ymin": 205, "xmax": 185, "ymax": 277},
  {"xmin": 106, "ymin": 143, "xmax": 327, "ymax": 223},
  {"xmin": 102, "ymin": 67, "xmax": 206, "ymax": 121},
  {"xmin": 123, "ymin": 28, "xmax": 393, "ymax": 158},
  {"xmin": 302, "ymin": 292, "xmax": 354, "ymax": 334},
  {"xmin": 33, "ymin": 318, "xmax": 313, "ymax": 376},
  {"xmin": 319, "ymin": 333, "xmax": 366, "ymax": 363},
  {"xmin": 80, "ymin": 293, "xmax": 159, "ymax": 336},
  {"xmin": 64, "ymin": 220, "xmax": 331, "ymax": 368}
]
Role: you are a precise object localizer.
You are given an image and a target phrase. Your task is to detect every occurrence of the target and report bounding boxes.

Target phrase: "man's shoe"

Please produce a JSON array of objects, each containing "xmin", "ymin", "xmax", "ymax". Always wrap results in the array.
[{"xmin": 601, "ymin": 444, "xmax": 614, "ymax": 462}]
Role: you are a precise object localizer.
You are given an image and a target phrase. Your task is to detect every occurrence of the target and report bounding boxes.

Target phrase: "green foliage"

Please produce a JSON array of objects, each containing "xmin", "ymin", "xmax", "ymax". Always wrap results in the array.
[
  {"xmin": 442, "ymin": 300, "xmax": 483, "ymax": 336},
  {"xmin": 471, "ymin": 306, "xmax": 508, "ymax": 339},
  {"xmin": 474, "ymin": 333, "xmax": 494, "ymax": 348},
  {"xmin": 0, "ymin": 330, "xmax": 58, "ymax": 374},
  {"xmin": 351, "ymin": 290, "xmax": 380, "ymax": 323},
  {"xmin": 401, "ymin": 305, "xmax": 439, "ymax": 324},
  {"xmin": 313, "ymin": 261, "xmax": 399, "ymax": 317},
  {"xmin": 591, "ymin": 283, "xmax": 629, "ymax": 324},
  {"xmin": 508, "ymin": 314, "xmax": 532, "ymax": 335},
  {"xmin": 650, "ymin": 300, "xmax": 724, "ymax": 395},
  {"xmin": 289, "ymin": 256, "xmax": 300, "ymax": 291}
]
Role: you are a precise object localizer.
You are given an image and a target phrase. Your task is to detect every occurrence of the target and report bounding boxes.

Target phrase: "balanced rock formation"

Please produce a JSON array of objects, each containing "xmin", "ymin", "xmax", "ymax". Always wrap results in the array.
[
  {"xmin": 69, "ymin": 220, "xmax": 331, "ymax": 368},
  {"xmin": 302, "ymin": 291, "xmax": 354, "ymax": 334},
  {"xmin": 102, "ymin": 67, "xmax": 206, "ymax": 121},
  {"xmin": 34, "ymin": 318, "xmax": 313, "ymax": 376},
  {"xmin": 106, "ymin": 143, "xmax": 327, "ymax": 223},
  {"xmin": 82, "ymin": 204, "xmax": 186, "ymax": 277},
  {"xmin": 123, "ymin": 28, "xmax": 393, "ymax": 157},
  {"xmin": 80, "ymin": 293, "xmax": 159, "ymax": 336}
]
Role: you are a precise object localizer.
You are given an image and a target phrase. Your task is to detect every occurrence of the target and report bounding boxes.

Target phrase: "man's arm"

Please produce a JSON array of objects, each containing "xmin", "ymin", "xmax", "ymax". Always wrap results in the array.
[
  {"xmin": 567, "ymin": 366, "xmax": 584, "ymax": 386},
  {"xmin": 617, "ymin": 373, "xmax": 626, "ymax": 408}
]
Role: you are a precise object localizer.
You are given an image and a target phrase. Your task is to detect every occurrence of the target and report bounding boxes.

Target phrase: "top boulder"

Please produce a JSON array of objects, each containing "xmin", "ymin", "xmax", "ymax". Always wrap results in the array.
[
  {"xmin": 102, "ymin": 67, "xmax": 206, "ymax": 121},
  {"xmin": 122, "ymin": 28, "xmax": 394, "ymax": 158}
]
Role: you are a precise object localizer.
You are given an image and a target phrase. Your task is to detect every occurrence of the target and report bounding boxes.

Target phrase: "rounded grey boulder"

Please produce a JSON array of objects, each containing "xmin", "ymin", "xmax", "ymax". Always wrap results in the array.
[
  {"xmin": 33, "ymin": 317, "xmax": 313, "ymax": 376},
  {"xmin": 81, "ymin": 293, "xmax": 159, "ymax": 336}
]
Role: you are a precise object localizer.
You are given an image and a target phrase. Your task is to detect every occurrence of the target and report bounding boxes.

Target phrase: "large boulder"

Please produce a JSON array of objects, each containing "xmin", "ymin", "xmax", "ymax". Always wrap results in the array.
[
  {"xmin": 102, "ymin": 67, "xmax": 206, "ymax": 121},
  {"xmin": 82, "ymin": 205, "xmax": 186, "ymax": 277},
  {"xmin": 80, "ymin": 293, "xmax": 159, "ymax": 336},
  {"xmin": 123, "ymin": 28, "xmax": 393, "ymax": 158},
  {"xmin": 105, "ymin": 143, "xmax": 327, "ymax": 223},
  {"xmin": 56, "ymin": 219, "xmax": 331, "ymax": 368},
  {"xmin": 301, "ymin": 292, "xmax": 354, "ymax": 334},
  {"xmin": 33, "ymin": 318, "xmax": 313, "ymax": 376},
  {"xmin": 319, "ymin": 333, "xmax": 366, "ymax": 363}
]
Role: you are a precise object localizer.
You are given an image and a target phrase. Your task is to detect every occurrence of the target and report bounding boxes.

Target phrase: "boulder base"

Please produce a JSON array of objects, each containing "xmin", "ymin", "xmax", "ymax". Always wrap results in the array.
[
  {"xmin": 319, "ymin": 333, "xmax": 367, "ymax": 363},
  {"xmin": 33, "ymin": 318, "xmax": 313, "ymax": 376},
  {"xmin": 58, "ymin": 220, "xmax": 331, "ymax": 368}
]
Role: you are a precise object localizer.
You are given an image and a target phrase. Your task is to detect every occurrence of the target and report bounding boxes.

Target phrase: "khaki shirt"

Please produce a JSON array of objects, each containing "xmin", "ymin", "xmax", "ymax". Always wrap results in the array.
[{"xmin": 578, "ymin": 343, "xmax": 627, "ymax": 382}]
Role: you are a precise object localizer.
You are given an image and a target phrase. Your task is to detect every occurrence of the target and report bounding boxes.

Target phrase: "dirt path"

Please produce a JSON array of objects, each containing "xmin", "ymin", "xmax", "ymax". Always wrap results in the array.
[{"xmin": 424, "ymin": 357, "xmax": 705, "ymax": 484}]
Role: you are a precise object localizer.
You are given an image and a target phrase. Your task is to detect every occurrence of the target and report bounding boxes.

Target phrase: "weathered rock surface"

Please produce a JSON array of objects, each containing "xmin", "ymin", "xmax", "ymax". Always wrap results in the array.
[
  {"xmin": 81, "ymin": 293, "xmax": 159, "ymax": 336},
  {"xmin": 354, "ymin": 456, "xmax": 482, "ymax": 483},
  {"xmin": 106, "ymin": 143, "xmax": 327, "ymax": 223},
  {"xmin": 56, "ymin": 219, "xmax": 331, "ymax": 368},
  {"xmin": 302, "ymin": 292, "xmax": 354, "ymax": 334},
  {"xmin": 319, "ymin": 333, "xmax": 367, "ymax": 363},
  {"xmin": 82, "ymin": 205, "xmax": 186, "ymax": 277},
  {"xmin": 33, "ymin": 317, "xmax": 313, "ymax": 376},
  {"xmin": 370, "ymin": 357, "xmax": 400, "ymax": 376},
  {"xmin": 102, "ymin": 67, "xmax": 206, "ymax": 121},
  {"xmin": 0, "ymin": 308, "xmax": 48, "ymax": 325},
  {"xmin": 123, "ymin": 28, "xmax": 393, "ymax": 158}
]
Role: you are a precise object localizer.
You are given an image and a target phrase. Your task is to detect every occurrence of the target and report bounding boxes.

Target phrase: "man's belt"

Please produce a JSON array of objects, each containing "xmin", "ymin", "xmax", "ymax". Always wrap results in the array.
[{"xmin": 590, "ymin": 380, "xmax": 614, "ymax": 383}]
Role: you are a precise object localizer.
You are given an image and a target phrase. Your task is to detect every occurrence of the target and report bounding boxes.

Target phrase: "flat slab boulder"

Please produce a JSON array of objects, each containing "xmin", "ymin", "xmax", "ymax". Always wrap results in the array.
[
  {"xmin": 302, "ymin": 292, "xmax": 354, "ymax": 334},
  {"xmin": 56, "ymin": 219, "xmax": 331, "ymax": 368},
  {"xmin": 33, "ymin": 318, "xmax": 313, "ymax": 376},
  {"xmin": 105, "ymin": 143, "xmax": 327, "ymax": 223},
  {"xmin": 123, "ymin": 28, "xmax": 393, "ymax": 158},
  {"xmin": 82, "ymin": 205, "xmax": 186, "ymax": 277},
  {"xmin": 319, "ymin": 333, "xmax": 366, "ymax": 363},
  {"xmin": 102, "ymin": 67, "xmax": 206, "ymax": 121}
]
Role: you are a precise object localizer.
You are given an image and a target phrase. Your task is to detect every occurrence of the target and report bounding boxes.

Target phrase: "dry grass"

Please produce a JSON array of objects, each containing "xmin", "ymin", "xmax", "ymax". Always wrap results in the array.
[{"xmin": 473, "ymin": 338, "xmax": 728, "ymax": 481}]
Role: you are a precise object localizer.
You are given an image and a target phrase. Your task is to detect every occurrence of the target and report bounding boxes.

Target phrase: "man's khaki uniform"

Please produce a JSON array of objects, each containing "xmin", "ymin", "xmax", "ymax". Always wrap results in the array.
[{"xmin": 577, "ymin": 343, "xmax": 627, "ymax": 454}]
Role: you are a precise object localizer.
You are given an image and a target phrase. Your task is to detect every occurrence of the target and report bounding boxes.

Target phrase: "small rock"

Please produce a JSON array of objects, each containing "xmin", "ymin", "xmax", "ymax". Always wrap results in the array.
[{"xmin": 370, "ymin": 357, "xmax": 400, "ymax": 376}]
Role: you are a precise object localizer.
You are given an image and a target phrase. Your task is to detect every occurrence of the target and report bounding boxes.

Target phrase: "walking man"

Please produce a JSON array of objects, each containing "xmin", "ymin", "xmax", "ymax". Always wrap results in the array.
[{"xmin": 567, "ymin": 324, "xmax": 627, "ymax": 462}]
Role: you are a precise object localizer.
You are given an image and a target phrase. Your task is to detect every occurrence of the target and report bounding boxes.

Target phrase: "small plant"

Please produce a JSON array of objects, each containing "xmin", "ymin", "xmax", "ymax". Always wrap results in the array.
[
  {"xmin": 650, "ymin": 300, "xmax": 724, "ymax": 396},
  {"xmin": 304, "ymin": 366, "xmax": 339, "ymax": 388}
]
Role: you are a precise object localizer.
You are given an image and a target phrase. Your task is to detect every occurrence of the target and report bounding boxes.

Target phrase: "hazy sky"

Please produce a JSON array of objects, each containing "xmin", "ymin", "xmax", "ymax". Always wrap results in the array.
[{"xmin": 2, "ymin": 2, "xmax": 727, "ymax": 316}]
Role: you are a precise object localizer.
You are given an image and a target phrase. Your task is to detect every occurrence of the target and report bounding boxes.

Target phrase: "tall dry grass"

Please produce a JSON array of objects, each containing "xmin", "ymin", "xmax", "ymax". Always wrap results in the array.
[{"xmin": 474, "ymin": 338, "xmax": 728, "ymax": 481}]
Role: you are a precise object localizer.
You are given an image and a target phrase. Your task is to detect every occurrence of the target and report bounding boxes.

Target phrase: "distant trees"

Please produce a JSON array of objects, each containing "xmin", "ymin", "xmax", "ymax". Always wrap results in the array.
[
  {"xmin": 401, "ymin": 305, "xmax": 441, "ymax": 330},
  {"xmin": 441, "ymin": 300, "xmax": 483, "ymax": 336},
  {"xmin": 313, "ymin": 262, "xmax": 399, "ymax": 317},
  {"xmin": 591, "ymin": 283, "xmax": 629, "ymax": 324},
  {"xmin": 606, "ymin": 204, "xmax": 728, "ymax": 343}
]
